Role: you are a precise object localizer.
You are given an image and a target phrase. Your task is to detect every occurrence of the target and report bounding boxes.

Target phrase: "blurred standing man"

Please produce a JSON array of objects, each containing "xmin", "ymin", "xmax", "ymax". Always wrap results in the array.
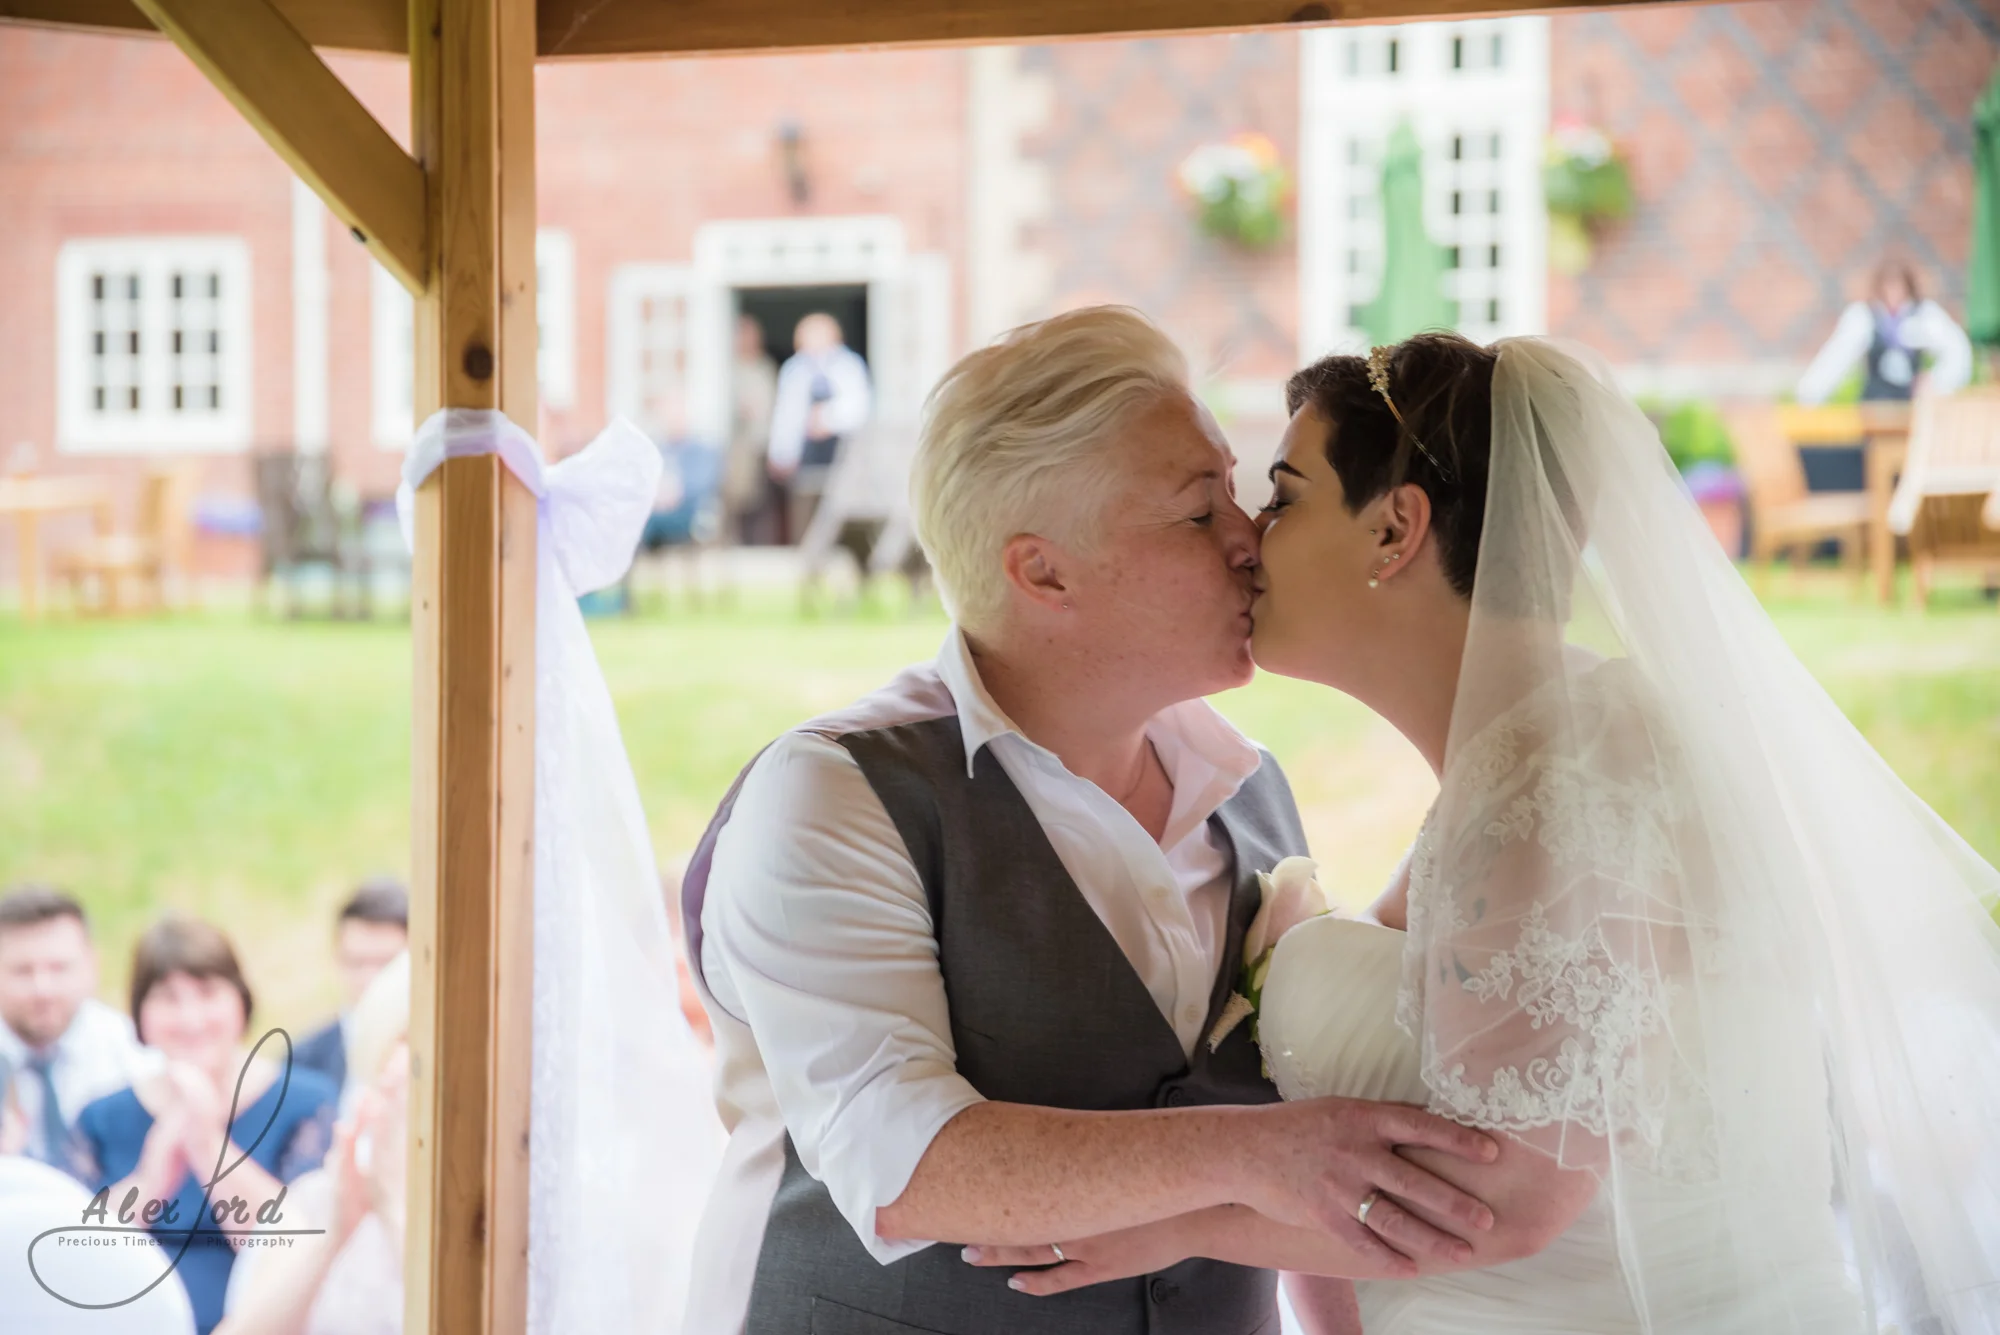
[
  {"xmin": 0, "ymin": 885, "xmax": 148, "ymax": 1176},
  {"xmin": 767, "ymin": 312, "xmax": 871, "ymax": 543},
  {"xmin": 292, "ymin": 878, "xmax": 408, "ymax": 1109},
  {"xmin": 726, "ymin": 313, "xmax": 780, "ymax": 545}
]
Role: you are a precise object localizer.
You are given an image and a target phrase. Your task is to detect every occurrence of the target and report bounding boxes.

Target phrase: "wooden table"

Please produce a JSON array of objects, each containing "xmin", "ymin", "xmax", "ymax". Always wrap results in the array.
[
  {"xmin": 1775, "ymin": 402, "xmax": 1913, "ymax": 604},
  {"xmin": 0, "ymin": 475, "xmax": 116, "ymax": 619}
]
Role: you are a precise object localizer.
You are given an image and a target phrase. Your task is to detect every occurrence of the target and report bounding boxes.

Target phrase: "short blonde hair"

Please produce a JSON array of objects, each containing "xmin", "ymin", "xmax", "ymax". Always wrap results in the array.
[{"xmin": 912, "ymin": 306, "xmax": 1189, "ymax": 631}]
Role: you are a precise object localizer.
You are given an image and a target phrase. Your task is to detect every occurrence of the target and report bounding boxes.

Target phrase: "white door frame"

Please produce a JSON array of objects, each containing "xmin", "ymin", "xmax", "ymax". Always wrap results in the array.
[
  {"xmin": 686, "ymin": 216, "xmax": 910, "ymax": 443},
  {"xmin": 609, "ymin": 215, "xmax": 954, "ymax": 447}
]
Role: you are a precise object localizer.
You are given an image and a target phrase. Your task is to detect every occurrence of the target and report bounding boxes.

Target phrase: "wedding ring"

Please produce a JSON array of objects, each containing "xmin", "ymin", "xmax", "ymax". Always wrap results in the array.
[
  {"xmin": 1050, "ymin": 1243, "xmax": 1067, "ymax": 1263},
  {"xmin": 1357, "ymin": 1190, "xmax": 1382, "ymax": 1227}
]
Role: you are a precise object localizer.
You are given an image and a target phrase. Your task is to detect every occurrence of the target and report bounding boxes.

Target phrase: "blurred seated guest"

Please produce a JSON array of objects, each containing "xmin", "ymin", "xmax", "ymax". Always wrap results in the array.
[
  {"xmin": 1798, "ymin": 260, "xmax": 1973, "ymax": 406},
  {"xmin": 727, "ymin": 313, "xmax": 780, "ymax": 544},
  {"xmin": 0, "ymin": 884, "xmax": 149, "ymax": 1176},
  {"xmin": 74, "ymin": 918, "xmax": 338, "ymax": 1335},
  {"xmin": 641, "ymin": 413, "xmax": 724, "ymax": 556},
  {"xmin": 217, "ymin": 952, "xmax": 409, "ymax": 1335},
  {"xmin": 0, "ymin": 1154, "xmax": 197, "ymax": 1335},
  {"xmin": 294, "ymin": 878, "xmax": 407, "ymax": 1108},
  {"xmin": 766, "ymin": 313, "xmax": 871, "ymax": 543}
]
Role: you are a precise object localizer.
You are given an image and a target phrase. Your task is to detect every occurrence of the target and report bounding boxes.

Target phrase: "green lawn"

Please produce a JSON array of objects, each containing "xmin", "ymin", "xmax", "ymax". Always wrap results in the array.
[{"xmin": 2, "ymin": 578, "xmax": 1996, "ymax": 1033}]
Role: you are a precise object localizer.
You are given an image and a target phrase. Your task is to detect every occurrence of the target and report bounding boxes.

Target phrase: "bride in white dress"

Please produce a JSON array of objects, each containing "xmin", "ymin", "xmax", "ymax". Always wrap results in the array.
[
  {"xmin": 1259, "ymin": 333, "xmax": 2000, "ymax": 1333},
  {"xmin": 976, "ymin": 334, "xmax": 2000, "ymax": 1331}
]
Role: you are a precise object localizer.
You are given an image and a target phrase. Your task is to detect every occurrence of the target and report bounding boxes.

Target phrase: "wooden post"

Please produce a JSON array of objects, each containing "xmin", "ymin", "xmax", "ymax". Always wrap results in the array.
[{"xmin": 405, "ymin": 1, "xmax": 538, "ymax": 1333}]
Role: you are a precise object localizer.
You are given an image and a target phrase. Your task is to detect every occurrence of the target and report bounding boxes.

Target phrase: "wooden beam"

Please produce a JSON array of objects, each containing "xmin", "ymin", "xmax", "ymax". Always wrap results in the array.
[
  {"xmin": 0, "ymin": 0, "xmax": 406, "ymax": 55},
  {"xmin": 404, "ymin": 0, "xmax": 538, "ymax": 1332},
  {"xmin": 4, "ymin": 0, "xmax": 1718, "ymax": 60},
  {"xmin": 536, "ymin": 0, "xmax": 1692, "ymax": 58},
  {"xmin": 125, "ymin": 0, "xmax": 427, "ymax": 292}
]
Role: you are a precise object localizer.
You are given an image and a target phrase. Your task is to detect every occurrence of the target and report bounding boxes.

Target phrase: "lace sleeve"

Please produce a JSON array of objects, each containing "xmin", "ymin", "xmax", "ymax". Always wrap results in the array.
[{"xmin": 1402, "ymin": 663, "xmax": 1718, "ymax": 1179}]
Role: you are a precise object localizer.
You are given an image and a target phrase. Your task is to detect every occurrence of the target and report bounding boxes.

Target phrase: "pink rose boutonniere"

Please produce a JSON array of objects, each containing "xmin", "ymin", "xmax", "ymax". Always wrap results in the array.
[{"xmin": 1208, "ymin": 855, "xmax": 1331, "ymax": 1056}]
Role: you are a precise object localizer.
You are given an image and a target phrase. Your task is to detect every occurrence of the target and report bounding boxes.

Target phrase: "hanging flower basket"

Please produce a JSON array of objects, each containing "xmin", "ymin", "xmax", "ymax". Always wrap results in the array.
[
  {"xmin": 1544, "ymin": 117, "xmax": 1633, "ymax": 274},
  {"xmin": 1178, "ymin": 133, "xmax": 1292, "ymax": 250}
]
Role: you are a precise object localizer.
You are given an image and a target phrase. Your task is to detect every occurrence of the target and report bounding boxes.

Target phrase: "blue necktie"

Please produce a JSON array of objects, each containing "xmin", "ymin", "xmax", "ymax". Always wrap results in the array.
[{"xmin": 26, "ymin": 1051, "xmax": 69, "ymax": 1171}]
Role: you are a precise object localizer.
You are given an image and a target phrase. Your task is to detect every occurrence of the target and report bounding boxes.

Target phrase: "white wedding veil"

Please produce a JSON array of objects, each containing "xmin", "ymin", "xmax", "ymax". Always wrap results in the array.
[{"xmin": 1404, "ymin": 338, "xmax": 2000, "ymax": 1331}]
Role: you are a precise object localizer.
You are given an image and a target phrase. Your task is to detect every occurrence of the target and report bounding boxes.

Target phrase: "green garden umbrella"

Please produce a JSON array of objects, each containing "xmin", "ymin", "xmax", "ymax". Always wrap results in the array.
[
  {"xmin": 1359, "ymin": 120, "xmax": 1456, "ymax": 347},
  {"xmin": 1969, "ymin": 62, "xmax": 2000, "ymax": 347}
]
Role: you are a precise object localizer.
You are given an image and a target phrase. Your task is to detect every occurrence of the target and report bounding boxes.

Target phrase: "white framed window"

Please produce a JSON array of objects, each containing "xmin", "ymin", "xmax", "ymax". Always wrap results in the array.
[
  {"xmin": 56, "ymin": 236, "xmax": 252, "ymax": 452},
  {"xmin": 371, "ymin": 228, "xmax": 577, "ymax": 448},
  {"xmin": 1299, "ymin": 18, "xmax": 1549, "ymax": 360},
  {"xmin": 535, "ymin": 229, "xmax": 576, "ymax": 412},
  {"xmin": 606, "ymin": 263, "xmax": 702, "ymax": 438}
]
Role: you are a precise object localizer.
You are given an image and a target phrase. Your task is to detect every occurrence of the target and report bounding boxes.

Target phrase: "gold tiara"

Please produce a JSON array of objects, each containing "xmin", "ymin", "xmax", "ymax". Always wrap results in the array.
[{"xmin": 1366, "ymin": 345, "xmax": 1454, "ymax": 482}]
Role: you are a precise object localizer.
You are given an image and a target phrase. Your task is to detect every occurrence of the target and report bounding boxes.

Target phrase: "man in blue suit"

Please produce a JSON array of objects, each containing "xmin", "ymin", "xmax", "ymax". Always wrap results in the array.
[{"xmin": 293, "ymin": 878, "xmax": 407, "ymax": 1104}]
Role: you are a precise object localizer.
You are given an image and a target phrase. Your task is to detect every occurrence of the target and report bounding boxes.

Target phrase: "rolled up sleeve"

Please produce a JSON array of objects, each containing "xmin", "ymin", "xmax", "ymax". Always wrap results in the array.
[
  {"xmin": 1916, "ymin": 300, "xmax": 1973, "ymax": 397},
  {"xmin": 704, "ymin": 730, "xmax": 986, "ymax": 1263},
  {"xmin": 1796, "ymin": 302, "xmax": 1872, "ymax": 406}
]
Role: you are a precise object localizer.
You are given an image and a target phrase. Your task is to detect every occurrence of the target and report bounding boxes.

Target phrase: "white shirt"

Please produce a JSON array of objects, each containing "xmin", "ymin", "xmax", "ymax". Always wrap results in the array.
[
  {"xmin": 685, "ymin": 629, "xmax": 1264, "ymax": 1335},
  {"xmin": 0, "ymin": 1156, "xmax": 196, "ymax": 1334},
  {"xmin": 0, "ymin": 997, "xmax": 152, "ymax": 1163},
  {"xmin": 1796, "ymin": 299, "xmax": 1973, "ymax": 405},
  {"xmin": 766, "ymin": 344, "xmax": 873, "ymax": 474}
]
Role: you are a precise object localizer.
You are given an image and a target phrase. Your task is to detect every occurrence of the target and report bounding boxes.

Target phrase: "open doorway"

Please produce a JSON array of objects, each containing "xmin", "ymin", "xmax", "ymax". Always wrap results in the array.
[
  {"xmin": 734, "ymin": 283, "xmax": 869, "ymax": 372},
  {"xmin": 729, "ymin": 284, "xmax": 871, "ymax": 546}
]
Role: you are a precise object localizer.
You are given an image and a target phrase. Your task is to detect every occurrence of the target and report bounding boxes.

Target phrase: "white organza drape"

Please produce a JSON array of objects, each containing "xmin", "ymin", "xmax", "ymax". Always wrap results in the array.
[{"xmin": 400, "ymin": 411, "xmax": 722, "ymax": 1333}]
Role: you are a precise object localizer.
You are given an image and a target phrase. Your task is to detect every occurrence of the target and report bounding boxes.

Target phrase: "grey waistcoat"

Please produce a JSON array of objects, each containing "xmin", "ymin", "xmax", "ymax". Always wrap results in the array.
[{"xmin": 692, "ymin": 714, "xmax": 1309, "ymax": 1335}]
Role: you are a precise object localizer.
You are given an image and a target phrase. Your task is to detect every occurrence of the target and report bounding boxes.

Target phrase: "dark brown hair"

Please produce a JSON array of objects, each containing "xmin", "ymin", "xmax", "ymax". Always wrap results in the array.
[
  {"xmin": 0, "ymin": 884, "xmax": 87, "ymax": 938},
  {"xmin": 1284, "ymin": 331, "xmax": 1498, "ymax": 597},
  {"xmin": 1871, "ymin": 259, "xmax": 1922, "ymax": 307},
  {"xmin": 129, "ymin": 918, "xmax": 253, "ymax": 1039},
  {"xmin": 337, "ymin": 877, "xmax": 408, "ymax": 931}
]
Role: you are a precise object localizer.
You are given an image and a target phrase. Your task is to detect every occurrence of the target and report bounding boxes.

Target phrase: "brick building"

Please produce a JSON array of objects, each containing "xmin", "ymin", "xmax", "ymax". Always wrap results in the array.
[{"xmin": 1, "ymin": 0, "xmax": 1994, "ymax": 581}]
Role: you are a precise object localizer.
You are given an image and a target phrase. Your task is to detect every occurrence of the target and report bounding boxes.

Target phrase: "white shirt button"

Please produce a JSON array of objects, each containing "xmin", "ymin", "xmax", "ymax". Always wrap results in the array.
[{"xmin": 1180, "ymin": 1004, "xmax": 1203, "ymax": 1027}]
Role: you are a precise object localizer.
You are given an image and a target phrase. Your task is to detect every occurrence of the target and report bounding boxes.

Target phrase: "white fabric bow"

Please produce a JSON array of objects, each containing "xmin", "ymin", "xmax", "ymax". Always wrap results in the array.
[
  {"xmin": 397, "ymin": 410, "xmax": 720, "ymax": 1334},
  {"xmin": 396, "ymin": 408, "xmax": 662, "ymax": 594}
]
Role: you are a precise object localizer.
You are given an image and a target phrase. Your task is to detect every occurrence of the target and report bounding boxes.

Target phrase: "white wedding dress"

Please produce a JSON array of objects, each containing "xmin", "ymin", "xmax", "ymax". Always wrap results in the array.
[
  {"xmin": 1258, "ymin": 657, "xmax": 1872, "ymax": 1332},
  {"xmin": 1249, "ymin": 337, "xmax": 2000, "ymax": 1330},
  {"xmin": 1261, "ymin": 908, "xmax": 1868, "ymax": 1333}
]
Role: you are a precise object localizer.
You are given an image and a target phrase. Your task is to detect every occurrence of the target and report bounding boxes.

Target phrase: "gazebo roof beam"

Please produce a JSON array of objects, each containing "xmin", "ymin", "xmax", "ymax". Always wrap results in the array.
[
  {"xmin": 126, "ymin": 0, "xmax": 428, "ymax": 292},
  {"xmin": 5, "ymin": 0, "xmax": 1688, "ymax": 59},
  {"xmin": 1, "ymin": 0, "xmax": 409, "ymax": 53},
  {"xmin": 536, "ymin": 0, "xmax": 1660, "ymax": 58}
]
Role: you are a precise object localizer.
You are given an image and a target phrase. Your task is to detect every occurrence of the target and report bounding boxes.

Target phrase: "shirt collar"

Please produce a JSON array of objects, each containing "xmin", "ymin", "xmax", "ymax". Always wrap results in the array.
[
  {"xmin": 934, "ymin": 626, "xmax": 1264, "ymax": 790},
  {"xmin": 0, "ymin": 1005, "xmax": 84, "ymax": 1066},
  {"xmin": 936, "ymin": 627, "xmax": 1029, "ymax": 778}
]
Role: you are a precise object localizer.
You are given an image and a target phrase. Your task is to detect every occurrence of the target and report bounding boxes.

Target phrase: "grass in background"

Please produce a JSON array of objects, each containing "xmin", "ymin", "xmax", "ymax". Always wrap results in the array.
[{"xmin": 2, "ymin": 574, "xmax": 1995, "ymax": 1033}]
